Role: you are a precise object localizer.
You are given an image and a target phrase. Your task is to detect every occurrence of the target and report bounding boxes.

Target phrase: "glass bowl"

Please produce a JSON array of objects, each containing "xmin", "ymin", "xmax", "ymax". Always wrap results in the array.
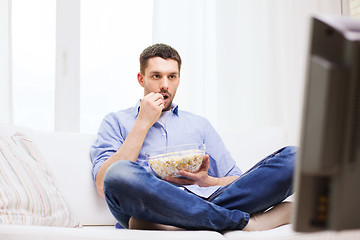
[{"xmin": 145, "ymin": 144, "xmax": 206, "ymax": 179}]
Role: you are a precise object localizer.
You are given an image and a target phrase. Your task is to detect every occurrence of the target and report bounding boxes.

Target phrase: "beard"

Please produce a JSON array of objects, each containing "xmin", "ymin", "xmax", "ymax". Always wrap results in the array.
[
  {"xmin": 162, "ymin": 104, "xmax": 172, "ymax": 112},
  {"xmin": 162, "ymin": 98, "xmax": 173, "ymax": 112}
]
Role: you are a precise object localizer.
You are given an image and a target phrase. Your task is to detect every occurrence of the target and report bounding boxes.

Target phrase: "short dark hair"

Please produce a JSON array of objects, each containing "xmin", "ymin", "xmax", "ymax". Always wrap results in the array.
[{"xmin": 139, "ymin": 43, "xmax": 182, "ymax": 74}]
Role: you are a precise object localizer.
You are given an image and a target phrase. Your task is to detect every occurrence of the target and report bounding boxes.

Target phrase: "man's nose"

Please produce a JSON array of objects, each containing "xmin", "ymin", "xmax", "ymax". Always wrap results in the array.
[{"xmin": 160, "ymin": 77, "xmax": 169, "ymax": 90}]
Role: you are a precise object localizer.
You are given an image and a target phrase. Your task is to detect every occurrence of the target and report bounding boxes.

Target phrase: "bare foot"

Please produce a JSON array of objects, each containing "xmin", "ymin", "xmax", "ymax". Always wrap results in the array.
[
  {"xmin": 242, "ymin": 202, "xmax": 292, "ymax": 231},
  {"xmin": 129, "ymin": 217, "xmax": 184, "ymax": 231}
]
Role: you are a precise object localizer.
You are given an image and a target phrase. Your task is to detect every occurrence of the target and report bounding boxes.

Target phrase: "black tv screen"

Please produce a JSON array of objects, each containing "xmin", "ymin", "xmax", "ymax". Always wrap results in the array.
[{"xmin": 293, "ymin": 14, "xmax": 360, "ymax": 232}]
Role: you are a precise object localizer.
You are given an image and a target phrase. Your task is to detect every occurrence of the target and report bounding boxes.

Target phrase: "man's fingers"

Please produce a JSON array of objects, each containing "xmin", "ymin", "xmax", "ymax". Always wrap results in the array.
[
  {"xmin": 200, "ymin": 155, "xmax": 210, "ymax": 171},
  {"xmin": 165, "ymin": 175, "xmax": 193, "ymax": 185},
  {"xmin": 143, "ymin": 92, "xmax": 165, "ymax": 110},
  {"xmin": 178, "ymin": 170, "xmax": 195, "ymax": 179},
  {"xmin": 147, "ymin": 92, "xmax": 164, "ymax": 101},
  {"xmin": 146, "ymin": 93, "xmax": 165, "ymax": 107},
  {"xmin": 155, "ymin": 98, "xmax": 165, "ymax": 108}
]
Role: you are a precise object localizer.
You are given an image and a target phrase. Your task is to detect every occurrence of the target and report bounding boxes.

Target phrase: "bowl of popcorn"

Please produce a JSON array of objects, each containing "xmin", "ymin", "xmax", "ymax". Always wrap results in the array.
[{"xmin": 146, "ymin": 144, "xmax": 206, "ymax": 179}]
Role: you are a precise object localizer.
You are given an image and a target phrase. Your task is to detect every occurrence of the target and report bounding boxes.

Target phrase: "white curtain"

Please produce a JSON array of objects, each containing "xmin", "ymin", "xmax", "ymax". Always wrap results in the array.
[
  {"xmin": 153, "ymin": 0, "xmax": 343, "ymax": 144},
  {"xmin": 0, "ymin": 0, "xmax": 12, "ymax": 125}
]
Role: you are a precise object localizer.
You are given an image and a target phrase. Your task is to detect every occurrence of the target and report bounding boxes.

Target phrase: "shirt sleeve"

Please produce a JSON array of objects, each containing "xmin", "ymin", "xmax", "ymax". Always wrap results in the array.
[
  {"xmin": 203, "ymin": 119, "xmax": 242, "ymax": 178},
  {"xmin": 90, "ymin": 112, "xmax": 125, "ymax": 182}
]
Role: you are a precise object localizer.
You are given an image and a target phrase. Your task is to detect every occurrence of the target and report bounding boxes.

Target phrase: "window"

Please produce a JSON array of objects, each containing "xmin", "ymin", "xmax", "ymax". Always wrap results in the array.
[
  {"xmin": 12, "ymin": 0, "xmax": 56, "ymax": 131},
  {"xmin": 80, "ymin": 0, "xmax": 153, "ymax": 133},
  {"xmin": 11, "ymin": 0, "xmax": 153, "ymax": 133}
]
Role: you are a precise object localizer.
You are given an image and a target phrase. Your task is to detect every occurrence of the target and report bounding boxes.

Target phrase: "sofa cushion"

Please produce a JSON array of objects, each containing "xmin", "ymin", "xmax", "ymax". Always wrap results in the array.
[
  {"xmin": 220, "ymin": 126, "xmax": 288, "ymax": 172},
  {"xmin": 0, "ymin": 133, "xmax": 80, "ymax": 227},
  {"xmin": 0, "ymin": 124, "xmax": 118, "ymax": 226},
  {"xmin": 27, "ymin": 130, "xmax": 117, "ymax": 226}
]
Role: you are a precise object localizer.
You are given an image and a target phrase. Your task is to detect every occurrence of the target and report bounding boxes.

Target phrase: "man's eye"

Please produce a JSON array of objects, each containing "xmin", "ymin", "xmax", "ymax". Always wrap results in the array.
[
  {"xmin": 169, "ymin": 75, "xmax": 176, "ymax": 79},
  {"xmin": 153, "ymin": 75, "xmax": 160, "ymax": 79}
]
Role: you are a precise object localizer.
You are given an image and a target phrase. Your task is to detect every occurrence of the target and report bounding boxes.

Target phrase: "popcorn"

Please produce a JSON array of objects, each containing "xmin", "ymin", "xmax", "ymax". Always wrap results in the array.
[{"xmin": 148, "ymin": 149, "xmax": 205, "ymax": 179}]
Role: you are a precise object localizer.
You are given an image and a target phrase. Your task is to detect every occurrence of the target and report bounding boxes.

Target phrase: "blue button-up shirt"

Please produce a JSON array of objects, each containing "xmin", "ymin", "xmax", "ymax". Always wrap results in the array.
[{"xmin": 90, "ymin": 101, "xmax": 242, "ymax": 198}]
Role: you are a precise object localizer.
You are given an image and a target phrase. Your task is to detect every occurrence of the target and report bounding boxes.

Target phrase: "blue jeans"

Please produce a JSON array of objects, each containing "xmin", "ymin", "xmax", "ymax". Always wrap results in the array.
[{"xmin": 103, "ymin": 146, "xmax": 297, "ymax": 231}]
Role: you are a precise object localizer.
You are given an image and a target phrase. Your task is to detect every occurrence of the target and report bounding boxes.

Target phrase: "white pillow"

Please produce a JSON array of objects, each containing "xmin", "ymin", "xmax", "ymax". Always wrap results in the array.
[{"xmin": 0, "ymin": 133, "xmax": 80, "ymax": 227}]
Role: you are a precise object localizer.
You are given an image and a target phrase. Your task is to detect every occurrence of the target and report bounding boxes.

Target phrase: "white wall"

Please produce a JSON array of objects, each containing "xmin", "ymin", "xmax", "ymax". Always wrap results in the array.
[{"xmin": 349, "ymin": 0, "xmax": 360, "ymax": 17}]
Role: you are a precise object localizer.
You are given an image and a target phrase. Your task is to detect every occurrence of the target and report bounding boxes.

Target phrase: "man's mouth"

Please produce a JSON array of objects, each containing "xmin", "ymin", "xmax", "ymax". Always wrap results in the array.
[{"xmin": 161, "ymin": 93, "xmax": 170, "ymax": 101}]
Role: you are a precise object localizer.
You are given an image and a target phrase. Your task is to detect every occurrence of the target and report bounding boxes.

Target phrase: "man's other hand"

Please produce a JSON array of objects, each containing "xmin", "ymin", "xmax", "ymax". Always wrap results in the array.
[{"xmin": 165, "ymin": 155, "xmax": 217, "ymax": 187}]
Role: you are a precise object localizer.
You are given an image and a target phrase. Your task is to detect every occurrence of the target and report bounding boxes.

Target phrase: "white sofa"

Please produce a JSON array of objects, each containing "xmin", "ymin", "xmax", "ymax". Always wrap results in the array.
[{"xmin": 0, "ymin": 124, "xmax": 358, "ymax": 240}]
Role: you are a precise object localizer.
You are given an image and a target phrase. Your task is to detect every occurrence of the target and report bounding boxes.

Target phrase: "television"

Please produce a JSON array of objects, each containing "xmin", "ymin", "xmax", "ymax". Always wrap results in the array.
[{"xmin": 293, "ymin": 14, "xmax": 360, "ymax": 232}]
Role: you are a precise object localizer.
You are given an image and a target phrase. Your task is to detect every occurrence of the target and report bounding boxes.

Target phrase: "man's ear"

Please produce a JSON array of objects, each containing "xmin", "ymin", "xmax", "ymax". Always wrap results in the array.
[{"xmin": 137, "ymin": 72, "xmax": 144, "ymax": 87}]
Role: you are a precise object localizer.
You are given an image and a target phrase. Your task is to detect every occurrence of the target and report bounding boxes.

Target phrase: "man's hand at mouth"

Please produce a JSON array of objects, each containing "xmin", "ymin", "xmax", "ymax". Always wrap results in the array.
[{"xmin": 138, "ymin": 92, "xmax": 165, "ymax": 128}]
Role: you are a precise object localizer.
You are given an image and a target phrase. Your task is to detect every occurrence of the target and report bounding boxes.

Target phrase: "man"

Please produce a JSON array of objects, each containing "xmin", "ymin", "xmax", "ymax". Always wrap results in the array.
[{"xmin": 90, "ymin": 43, "xmax": 296, "ymax": 231}]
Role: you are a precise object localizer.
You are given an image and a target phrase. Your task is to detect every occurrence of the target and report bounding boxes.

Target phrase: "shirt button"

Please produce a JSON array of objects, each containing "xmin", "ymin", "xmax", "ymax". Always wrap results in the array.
[{"xmin": 162, "ymin": 133, "xmax": 166, "ymax": 136}]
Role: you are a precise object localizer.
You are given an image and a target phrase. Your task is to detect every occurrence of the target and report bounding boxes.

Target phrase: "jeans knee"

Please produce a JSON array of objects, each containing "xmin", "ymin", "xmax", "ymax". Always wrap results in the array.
[
  {"xmin": 284, "ymin": 146, "xmax": 297, "ymax": 161},
  {"xmin": 281, "ymin": 146, "xmax": 297, "ymax": 177},
  {"xmin": 103, "ymin": 160, "xmax": 137, "ymax": 195},
  {"xmin": 284, "ymin": 146, "xmax": 298, "ymax": 155}
]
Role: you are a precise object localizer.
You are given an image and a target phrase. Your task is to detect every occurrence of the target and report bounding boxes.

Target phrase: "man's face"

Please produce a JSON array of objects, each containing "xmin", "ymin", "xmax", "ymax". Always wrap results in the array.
[{"xmin": 138, "ymin": 57, "xmax": 180, "ymax": 111}]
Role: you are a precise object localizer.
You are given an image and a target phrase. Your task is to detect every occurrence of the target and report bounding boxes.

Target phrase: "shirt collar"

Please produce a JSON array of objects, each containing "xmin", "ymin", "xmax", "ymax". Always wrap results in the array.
[{"xmin": 133, "ymin": 99, "xmax": 179, "ymax": 118}]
